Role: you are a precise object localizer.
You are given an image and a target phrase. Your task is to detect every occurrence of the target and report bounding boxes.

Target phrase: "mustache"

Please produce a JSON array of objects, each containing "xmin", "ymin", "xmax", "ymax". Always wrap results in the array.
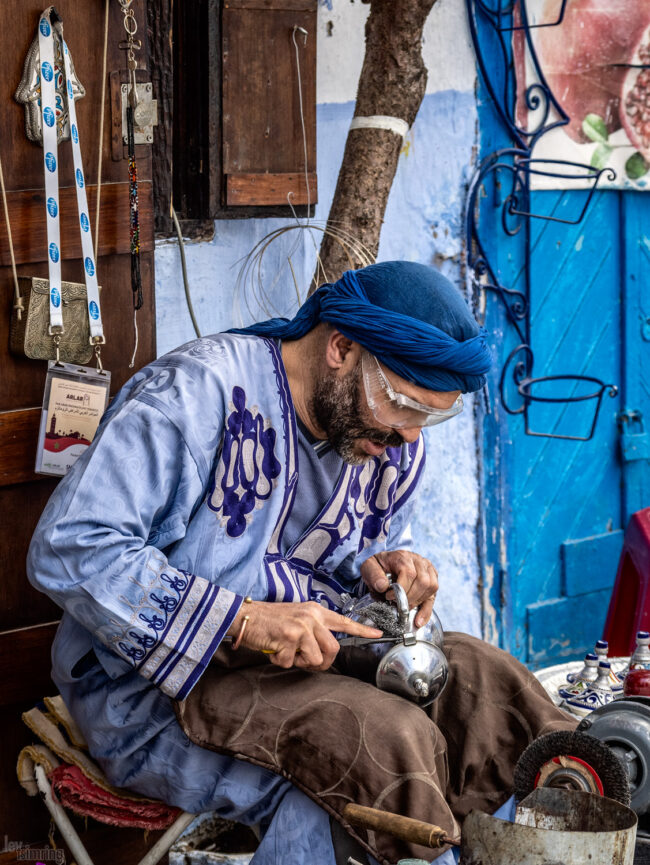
[{"xmin": 355, "ymin": 427, "xmax": 404, "ymax": 448}]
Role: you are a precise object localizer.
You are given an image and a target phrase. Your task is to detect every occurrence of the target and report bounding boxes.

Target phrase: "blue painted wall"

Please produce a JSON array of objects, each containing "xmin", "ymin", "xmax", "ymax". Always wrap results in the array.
[
  {"xmin": 474, "ymin": 30, "xmax": 650, "ymax": 667},
  {"xmin": 155, "ymin": 30, "xmax": 485, "ymax": 636}
]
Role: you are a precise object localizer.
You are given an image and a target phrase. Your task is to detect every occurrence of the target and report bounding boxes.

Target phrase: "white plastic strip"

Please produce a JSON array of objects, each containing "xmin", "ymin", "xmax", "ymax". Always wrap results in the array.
[
  {"xmin": 38, "ymin": 12, "xmax": 63, "ymax": 331},
  {"xmin": 349, "ymin": 115, "xmax": 410, "ymax": 138},
  {"xmin": 34, "ymin": 764, "xmax": 95, "ymax": 865},
  {"xmin": 62, "ymin": 37, "xmax": 104, "ymax": 340},
  {"xmin": 38, "ymin": 9, "xmax": 104, "ymax": 341},
  {"xmin": 136, "ymin": 812, "xmax": 197, "ymax": 865}
]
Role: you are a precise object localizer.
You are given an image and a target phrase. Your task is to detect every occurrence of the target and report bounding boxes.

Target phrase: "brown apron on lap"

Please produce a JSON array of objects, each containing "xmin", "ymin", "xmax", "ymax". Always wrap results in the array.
[{"xmin": 174, "ymin": 632, "xmax": 576, "ymax": 864}]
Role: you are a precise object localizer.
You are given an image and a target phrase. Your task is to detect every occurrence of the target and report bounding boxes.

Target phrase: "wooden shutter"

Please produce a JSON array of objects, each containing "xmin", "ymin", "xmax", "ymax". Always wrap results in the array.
[
  {"xmin": 222, "ymin": 0, "xmax": 317, "ymax": 208},
  {"xmin": 155, "ymin": 0, "xmax": 317, "ymax": 234}
]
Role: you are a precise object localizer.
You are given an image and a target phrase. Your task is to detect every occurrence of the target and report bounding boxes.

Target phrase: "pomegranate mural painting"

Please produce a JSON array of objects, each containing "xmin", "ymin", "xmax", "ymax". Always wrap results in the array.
[{"xmin": 515, "ymin": 0, "xmax": 650, "ymax": 189}]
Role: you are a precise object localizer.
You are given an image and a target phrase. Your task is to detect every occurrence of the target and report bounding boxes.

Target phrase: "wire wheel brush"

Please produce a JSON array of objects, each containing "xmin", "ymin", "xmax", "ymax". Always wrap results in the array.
[{"xmin": 514, "ymin": 730, "xmax": 631, "ymax": 806}]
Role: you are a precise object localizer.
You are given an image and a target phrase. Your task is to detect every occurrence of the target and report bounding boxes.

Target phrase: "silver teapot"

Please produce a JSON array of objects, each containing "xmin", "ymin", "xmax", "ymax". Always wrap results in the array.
[{"xmin": 336, "ymin": 583, "xmax": 448, "ymax": 707}]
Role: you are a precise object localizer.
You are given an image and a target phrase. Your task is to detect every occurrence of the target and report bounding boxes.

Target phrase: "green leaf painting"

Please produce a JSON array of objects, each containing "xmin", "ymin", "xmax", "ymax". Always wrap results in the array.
[
  {"xmin": 590, "ymin": 143, "xmax": 612, "ymax": 170},
  {"xmin": 625, "ymin": 152, "xmax": 649, "ymax": 180},
  {"xmin": 582, "ymin": 114, "xmax": 609, "ymax": 144}
]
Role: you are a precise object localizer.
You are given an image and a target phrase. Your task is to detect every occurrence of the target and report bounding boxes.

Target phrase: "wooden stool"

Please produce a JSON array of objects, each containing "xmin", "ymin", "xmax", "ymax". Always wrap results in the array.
[
  {"xmin": 31, "ymin": 762, "xmax": 195, "ymax": 865},
  {"xmin": 17, "ymin": 695, "xmax": 196, "ymax": 865}
]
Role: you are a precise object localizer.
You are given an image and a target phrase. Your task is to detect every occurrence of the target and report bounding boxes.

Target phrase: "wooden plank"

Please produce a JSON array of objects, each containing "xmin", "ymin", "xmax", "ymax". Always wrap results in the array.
[
  {"xmin": 0, "ymin": 480, "xmax": 62, "ymax": 631},
  {"xmin": 0, "ymin": 621, "xmax": 59, "ymax": 706},
  {"xmin": 562, "ymin": 530, "xmax": 623, "ymax": 597},
  {"xmin": 222, "ymin": 7, "xmax": 316, "ymax": 177},
  {"xmin": 0, "ymin": 0, "xmax": 151, "ymax": 192},
  {"xmin": 527, "ymin": 590, "xmax": 612, "ymax": 667},
  {"xmin": 226, "ymin": 172, "xmax": 317, "ymax": 206},
  {"xmin": 147, "ymin": 0, "xmax": 175, "ymax": 234},
  {"xmin": 0, "ymin": 182, "xmax": 153, "ymax": 266},
  {"xmin": 110, "ymin": 70, "xmax": 125, "ymax": 162},
  {"xmin": 0, "ymin": 408, "xmax": 41, "ymax": 486},
  {"xmin": 621, "ymin": 193, "xmax": 650, "ymax": 520}
]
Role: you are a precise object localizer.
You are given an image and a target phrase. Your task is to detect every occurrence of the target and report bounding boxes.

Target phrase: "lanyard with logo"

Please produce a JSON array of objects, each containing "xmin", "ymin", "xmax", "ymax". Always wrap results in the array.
[
  {"xmin": 38, "ymin": 7, "xmax": 106, "ymax": 370},
  {"xmin": 34, "ymin": 8, "xmax": 110, "ymax": 476}
]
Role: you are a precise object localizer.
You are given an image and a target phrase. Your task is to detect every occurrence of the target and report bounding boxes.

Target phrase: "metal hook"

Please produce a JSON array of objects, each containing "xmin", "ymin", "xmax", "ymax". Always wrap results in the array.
[
  {"xmin": 128, "ymin": 64, "xmax": 139, "ymax": 108},
  {"xmin": 94, "ymin": 344, "xmax": 105, "ymax": 375},
  {"xmin": 292, "ymin": 25, "xmax": 308, "ymax": 47},
  {"xmin": 53, "ymin": 334, "xmax": 64, "ymax": 368}
]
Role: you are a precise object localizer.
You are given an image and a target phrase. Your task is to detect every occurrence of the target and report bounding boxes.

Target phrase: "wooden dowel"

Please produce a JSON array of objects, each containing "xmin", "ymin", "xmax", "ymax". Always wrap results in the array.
[{"xmin": 342, "ymin": 803, "xmax": 459, "ymax": 849}]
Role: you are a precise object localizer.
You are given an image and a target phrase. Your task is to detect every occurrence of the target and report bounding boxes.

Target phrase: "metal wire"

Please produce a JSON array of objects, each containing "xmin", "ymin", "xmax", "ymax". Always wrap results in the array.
[
  {"xmin": 172, "ymin": 205, "xmax": 201, "ymax": 339},
  {"xmin": 233, "ymin": 221, "xmax": 375, "ymax": 326}
]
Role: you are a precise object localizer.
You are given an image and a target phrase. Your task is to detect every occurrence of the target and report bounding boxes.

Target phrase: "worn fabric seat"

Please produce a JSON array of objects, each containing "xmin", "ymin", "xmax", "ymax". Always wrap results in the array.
[{"xmin": 17, "ymin": 695, "xmax": 195, "ymax": 865}]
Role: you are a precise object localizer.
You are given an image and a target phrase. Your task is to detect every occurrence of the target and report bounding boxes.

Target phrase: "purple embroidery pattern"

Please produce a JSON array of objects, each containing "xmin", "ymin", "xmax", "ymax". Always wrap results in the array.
[
  {"xmin": 354, "ymin": 448, "xmax": 401, "ymax": 550},
  {"xmin": 353, "ymin": 439, "xmax": 423, "ymax": 553},
  {"xmin": 282, "ymin": 440, "xmax": 425, "ymax": 604},
  {"xmin": 115, "ymin": 569, "xmax": 189, "ymax": 663},
  {"xmin": 208, "ymin": 386, "xmax": 281, "ymax": 537}
]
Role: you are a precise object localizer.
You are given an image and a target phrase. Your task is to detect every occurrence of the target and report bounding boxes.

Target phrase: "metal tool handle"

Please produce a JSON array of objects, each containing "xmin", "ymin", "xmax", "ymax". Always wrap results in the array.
[{"xmin": 342, "ymin": 803, "xmax": 458, "ymax": 849}]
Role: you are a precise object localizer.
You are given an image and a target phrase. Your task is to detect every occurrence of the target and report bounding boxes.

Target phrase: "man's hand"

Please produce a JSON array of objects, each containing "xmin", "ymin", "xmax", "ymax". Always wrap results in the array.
[
  {"xmin": 226, "ymin": 601, "xmax": 382, "ymax": 672},
  {"xmin": 360, "ymin": 550, "xmax": 439, "ymax": 628}
]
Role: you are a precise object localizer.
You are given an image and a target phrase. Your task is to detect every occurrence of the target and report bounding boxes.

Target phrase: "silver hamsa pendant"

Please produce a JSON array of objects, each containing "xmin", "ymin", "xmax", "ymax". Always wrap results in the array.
[{"xmin": 14, "ymin": 14, "xmax": 85, "ymax": 144}]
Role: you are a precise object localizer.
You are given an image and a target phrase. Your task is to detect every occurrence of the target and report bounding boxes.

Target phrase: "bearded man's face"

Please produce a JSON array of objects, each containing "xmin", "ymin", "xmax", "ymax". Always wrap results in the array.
[{"xmin": 310, "ymin": 361, "xmax": 403, "ymax": 465}]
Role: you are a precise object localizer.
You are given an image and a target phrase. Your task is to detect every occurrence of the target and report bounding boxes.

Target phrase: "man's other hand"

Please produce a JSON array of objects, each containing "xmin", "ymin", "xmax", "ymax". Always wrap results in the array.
[
  {"xmin": 226, "ymin": 601, "xmax": 382, "ymax": 672},
  {"xmin": 360, "ymin": 550, "xmax": 438, "ymax": 628}
]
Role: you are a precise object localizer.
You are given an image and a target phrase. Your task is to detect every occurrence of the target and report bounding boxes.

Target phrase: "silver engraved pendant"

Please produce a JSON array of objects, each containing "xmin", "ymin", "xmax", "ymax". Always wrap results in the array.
[{"xmin": 14, "ymin": 20, "xmax": 85, "ymax": 144}]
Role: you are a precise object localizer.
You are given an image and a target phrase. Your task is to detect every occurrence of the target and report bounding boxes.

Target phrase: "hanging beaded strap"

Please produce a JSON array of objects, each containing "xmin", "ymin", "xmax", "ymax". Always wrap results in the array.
[
  {"xmin": 117, "ymin": 0, "xmax": 143, "ymax": 365},
  {"xmin": 127, "ymin": 104, "xmax": 142, "ymax": 312}
]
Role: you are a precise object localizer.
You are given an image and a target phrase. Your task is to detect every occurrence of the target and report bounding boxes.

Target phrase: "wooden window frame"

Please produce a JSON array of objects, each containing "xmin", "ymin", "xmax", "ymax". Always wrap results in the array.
[{"xmin": 148, "ymin": 0, "xmax": 316, "ymax": 240}]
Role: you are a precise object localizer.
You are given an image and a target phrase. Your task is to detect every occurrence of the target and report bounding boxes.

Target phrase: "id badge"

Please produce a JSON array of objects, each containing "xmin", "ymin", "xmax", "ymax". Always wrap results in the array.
[{"xmin": 35, "ymin": 361, "xmax": 111, "ymax": 477}]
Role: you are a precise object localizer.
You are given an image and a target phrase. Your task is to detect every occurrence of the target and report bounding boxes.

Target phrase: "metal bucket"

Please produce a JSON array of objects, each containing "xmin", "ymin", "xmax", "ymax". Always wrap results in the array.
[{"xmin": 460, "ymin": 788, "xmax": 637, "ymax": 865}]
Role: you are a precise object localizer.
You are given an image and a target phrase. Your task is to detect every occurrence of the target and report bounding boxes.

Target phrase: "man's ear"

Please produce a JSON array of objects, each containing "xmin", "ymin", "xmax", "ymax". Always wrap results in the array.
[{"xmin": 324, "ymin": 330, "xmax": 361, "ymax": 372}]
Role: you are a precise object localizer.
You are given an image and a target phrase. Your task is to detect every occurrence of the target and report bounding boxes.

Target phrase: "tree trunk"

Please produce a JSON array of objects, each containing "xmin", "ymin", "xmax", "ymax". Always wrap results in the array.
[{"xmin": 311, "ymin": 0, "xmax": 438, "ymax": 293}]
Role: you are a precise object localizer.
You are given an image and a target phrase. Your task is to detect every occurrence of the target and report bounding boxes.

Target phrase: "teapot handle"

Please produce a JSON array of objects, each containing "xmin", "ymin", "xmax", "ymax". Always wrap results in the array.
[{"xmin": 391, "ymin": 582, "xmax": 411, "ymax": 632}]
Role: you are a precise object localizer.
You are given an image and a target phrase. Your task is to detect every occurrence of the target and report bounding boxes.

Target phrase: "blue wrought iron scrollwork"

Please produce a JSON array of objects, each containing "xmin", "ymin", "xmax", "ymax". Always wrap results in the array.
[
  {"xmin": 508, "ymin": 160, "xmax": 616, "ymax": 224},
  {"xmin": 475, "ymin": 0, "xmax": 569, "ymax": 30},
  {"xmin": 499, "ymin": 344, "xmax": 618, "ymax": 441},
  {"xmin": 466, "ymin": 0, "xmax": 619, "ymax": 440}
]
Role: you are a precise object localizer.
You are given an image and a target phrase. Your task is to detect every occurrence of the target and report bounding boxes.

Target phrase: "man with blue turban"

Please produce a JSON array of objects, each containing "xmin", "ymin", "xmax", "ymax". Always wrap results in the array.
[{"xmin": 27, "ymin": 262, "xmax": 573, "ymax": 864}]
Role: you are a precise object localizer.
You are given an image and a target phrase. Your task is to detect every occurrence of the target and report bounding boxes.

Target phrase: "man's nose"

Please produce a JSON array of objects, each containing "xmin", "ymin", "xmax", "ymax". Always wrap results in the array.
[{"xmin": 399, "ymin": 426, "xmax": 423, "ymax": 443}]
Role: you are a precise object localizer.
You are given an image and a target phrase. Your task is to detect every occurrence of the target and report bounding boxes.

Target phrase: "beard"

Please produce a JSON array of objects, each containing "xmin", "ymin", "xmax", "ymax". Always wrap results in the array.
[{"xmin": 310, "ymin": 361, "xmax": 403, "ymax": 465}]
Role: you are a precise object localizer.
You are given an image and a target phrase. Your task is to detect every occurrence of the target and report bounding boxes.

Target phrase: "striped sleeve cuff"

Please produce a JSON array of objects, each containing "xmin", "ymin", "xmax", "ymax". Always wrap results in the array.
[{"xmin": 136, "ymin": 575, "xmax": 243, "ymax": 700}]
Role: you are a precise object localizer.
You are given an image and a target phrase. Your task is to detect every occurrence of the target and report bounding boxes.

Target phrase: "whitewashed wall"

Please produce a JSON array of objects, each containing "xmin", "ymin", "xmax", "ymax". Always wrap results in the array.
[{"xmin": 154, "ymin": 0, "xmax": 482, "ymax": 634}]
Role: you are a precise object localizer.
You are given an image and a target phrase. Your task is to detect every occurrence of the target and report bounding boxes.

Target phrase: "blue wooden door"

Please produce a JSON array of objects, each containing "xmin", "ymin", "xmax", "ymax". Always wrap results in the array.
[{"xmin": 474, "ymin": 61, "xmax": 650, "ymax": 666}]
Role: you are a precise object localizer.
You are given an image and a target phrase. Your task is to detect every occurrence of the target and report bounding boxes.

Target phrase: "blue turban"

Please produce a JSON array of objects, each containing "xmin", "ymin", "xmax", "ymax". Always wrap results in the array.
[{"xmin": 230, "ymin": 261, "xmax": 492, "ymax": 393}]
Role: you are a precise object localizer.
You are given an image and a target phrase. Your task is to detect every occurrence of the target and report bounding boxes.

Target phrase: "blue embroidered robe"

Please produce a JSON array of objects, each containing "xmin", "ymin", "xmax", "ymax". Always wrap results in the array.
[
  {"xmin": 26, "ymin": 334, "xmax": 425, "ymax": 840},
  {"xmin": 28, "ymin": 334, "xmax": 424, "ymax": 701}
]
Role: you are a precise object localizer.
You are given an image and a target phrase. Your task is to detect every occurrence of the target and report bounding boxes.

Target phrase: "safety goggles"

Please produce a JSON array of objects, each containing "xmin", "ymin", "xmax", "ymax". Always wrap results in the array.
[{"xmin": 361, "ymin": 351, "xmax": 464, "ymax": 429}]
